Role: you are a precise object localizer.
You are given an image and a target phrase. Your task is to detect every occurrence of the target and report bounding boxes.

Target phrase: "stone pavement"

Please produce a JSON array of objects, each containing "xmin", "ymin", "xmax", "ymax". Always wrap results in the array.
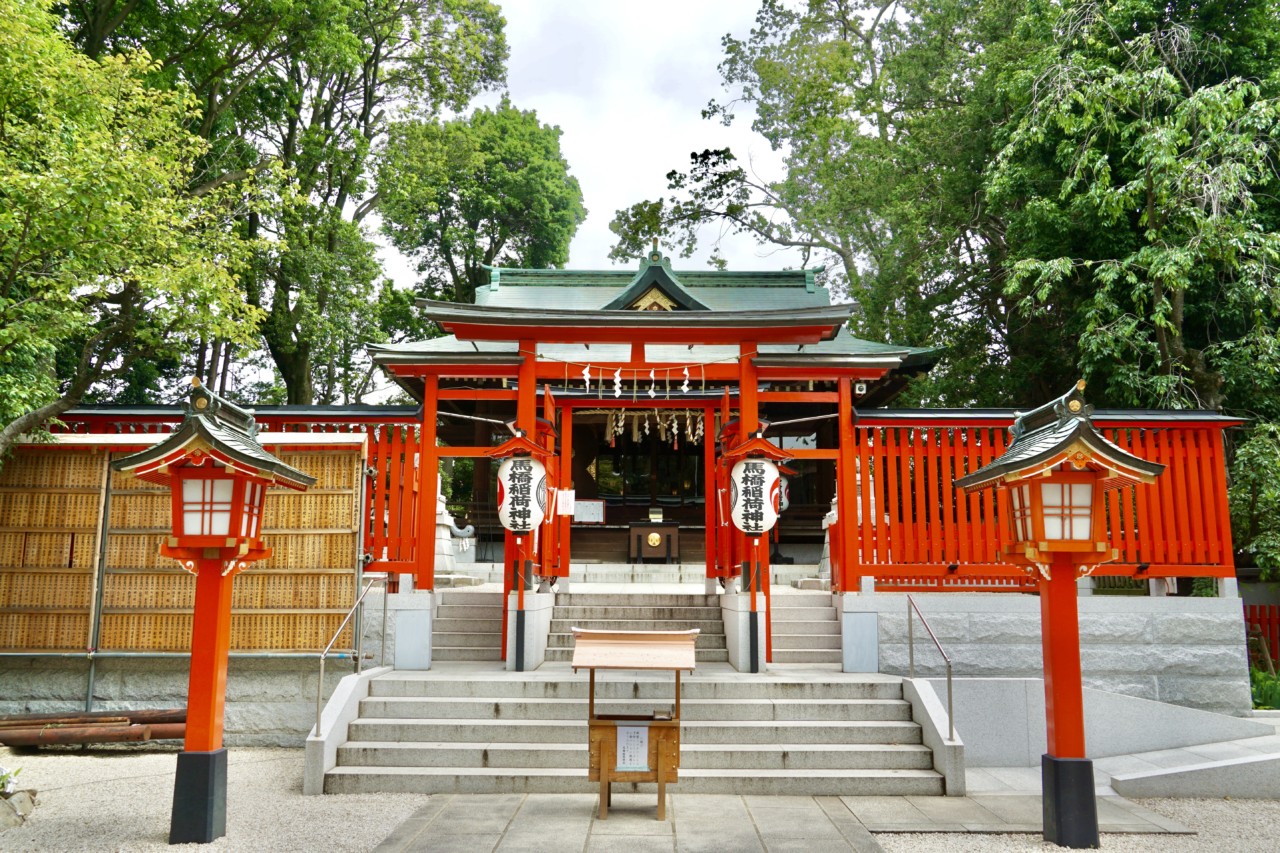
[{"xmin": 372, "ymin": 789, "xmax": 1190, "ymax": 853}]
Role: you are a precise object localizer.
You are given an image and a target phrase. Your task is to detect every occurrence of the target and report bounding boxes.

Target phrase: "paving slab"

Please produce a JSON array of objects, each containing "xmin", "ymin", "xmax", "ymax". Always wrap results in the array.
[
  {"xmin": 904, "ymin": 795, "xmax": 1002, "ymax": 825},
  {"xmin": 587, "ymin": 836, "xmax": 676, "ymax": 853},
  {"xmin": 840, "ymin": 795, "xmax": 932, "ymax": 825},
  {"xmin": 373, "ymin": 788, "xmax": 1187, "ymax": 852}
]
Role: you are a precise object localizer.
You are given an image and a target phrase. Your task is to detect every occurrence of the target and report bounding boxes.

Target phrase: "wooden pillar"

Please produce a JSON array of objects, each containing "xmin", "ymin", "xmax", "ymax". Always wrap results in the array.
[
  {"xmin": 184, "ymin": 560, "xmax": 235, "ymax": 752},
  {"xmin": 414, "ymin": 374, "xmax": 439, "ymax": 591},
  {"xmin": 1039, "ymin": 552, "xmax": 1098, "ymax": 848},
  {"xmin": 703, "ymin": 405, "xmax": 716, "ymax": 580},
  {"xmin": 836, "ymin": 377, "xmax": 860, "ymax": 592},
  {"xmin": 557, "ymin": 406, "xmax": 573, "ymax": 577},
  {"xmin": 515, "ymin": 344, "xmax": 536, "ymax": 610},
  {"xmin": 542, "ymin": 387, "xmax": 558, "ymax": 576},
  {"xmin": 1041, "ymin": 555, "xmax": 1087, "ymax": 759},
  {"xmin": 171, "ymin": 556, "xmax": 235, "ymax": 842}
]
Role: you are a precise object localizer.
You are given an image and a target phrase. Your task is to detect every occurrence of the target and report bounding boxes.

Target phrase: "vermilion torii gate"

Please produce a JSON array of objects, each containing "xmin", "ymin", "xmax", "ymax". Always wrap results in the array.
[{"xmin": 371, "ymin": 298, "xmax": 893, "ymax": 620}]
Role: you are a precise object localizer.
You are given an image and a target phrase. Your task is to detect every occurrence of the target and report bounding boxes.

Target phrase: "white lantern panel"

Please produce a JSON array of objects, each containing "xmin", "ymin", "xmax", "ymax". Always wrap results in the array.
[
  {"xmin": 1011, "ymin": 483, "xmax": 1032, "ymax": 541},
  {"xmin": 182, "ymin": 477, "xmax": 233, "ymax": 536},
  {"xmin": 729, "ymin": 459, "xmax": 780, "ymax": 534},
  {"xmin": 240, "ymin": 482, "xmax": 265, "ymax": 538},
  {"xmin": 1040, "ymin": 480, "xmax": 1093, "ymax": 541},
  {"xmin": 497, "ymin": 457, "xmax": 547, "ymax": 533}
]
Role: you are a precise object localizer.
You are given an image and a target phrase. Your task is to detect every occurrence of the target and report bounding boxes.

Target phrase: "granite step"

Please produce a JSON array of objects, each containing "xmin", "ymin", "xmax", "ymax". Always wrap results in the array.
[
  {"xmin": 336, "ymin": 741, "xmax": 934, "ymax": 771},
  {"xmin": 324, "ymin": 766, "xmax": 944, "ymax": 796},
  {"xmin": 356, "ymin": 696, "xmax": 912, "ymax": 722}
]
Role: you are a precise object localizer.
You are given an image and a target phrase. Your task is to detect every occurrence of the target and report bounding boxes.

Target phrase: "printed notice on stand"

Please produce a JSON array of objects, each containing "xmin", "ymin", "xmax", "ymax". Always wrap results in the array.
[{"xmin": 615, "ymin": 725, "xmax": 649, "ymax": 771}]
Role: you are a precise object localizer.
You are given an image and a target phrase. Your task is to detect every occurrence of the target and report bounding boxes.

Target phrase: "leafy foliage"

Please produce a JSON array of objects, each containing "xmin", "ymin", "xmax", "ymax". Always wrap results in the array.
[
  {"xmin": 378, "ymin": 98, "xmax": 587, "ymax": 305},
  {"xmin": 60, "ymin": 0, "xmax": 510, "ymax": 404},
  {"xmin": 1252, "ymin": 667, "xmax": 1280, "ymax": 710},
  {"xmin": 612, "ymin": 0, "xmax": 1280, "ymax": 572},
  {"xmin": 0, "ymin": 0, "xmax": 263, "ymax": 457}
]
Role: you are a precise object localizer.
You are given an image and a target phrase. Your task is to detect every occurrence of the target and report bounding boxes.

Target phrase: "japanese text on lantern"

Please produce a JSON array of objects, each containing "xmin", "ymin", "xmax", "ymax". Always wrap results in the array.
[
  {"xmin": 740, "ymin": 461, "xmax": 766, "ymax": 533},
  {"xmin": 507, "ymin": 458, "xmax": 533, "ymax": 531}
]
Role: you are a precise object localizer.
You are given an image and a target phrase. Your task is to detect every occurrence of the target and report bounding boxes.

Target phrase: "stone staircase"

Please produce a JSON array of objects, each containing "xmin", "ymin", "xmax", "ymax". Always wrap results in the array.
[
  {"xmin": 325, "ymin": 670, "xmax": 943, "ymax": 796},
  {"xmin": 431, "ymin": 590, "xmax": 503, "ymax": 661},
  {"xmin": 546, "ymin": 593, "xmax": 728, "ymax": 663},
  {"xmin": 770, "ymin": 591, "xmax": 842, "ymax": 665}
]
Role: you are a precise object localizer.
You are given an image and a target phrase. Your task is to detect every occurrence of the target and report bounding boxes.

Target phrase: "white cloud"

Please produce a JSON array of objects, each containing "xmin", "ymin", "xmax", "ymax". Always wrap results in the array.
[{"xmin": 377, "ymin": 0, "xmax": 807, "ymax": 285}]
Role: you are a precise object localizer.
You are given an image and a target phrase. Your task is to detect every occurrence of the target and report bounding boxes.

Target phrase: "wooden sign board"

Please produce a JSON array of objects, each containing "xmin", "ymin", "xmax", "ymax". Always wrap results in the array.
[{"xmin": 570, "ymin": 628, "xmax": 698, "ymax": 672}]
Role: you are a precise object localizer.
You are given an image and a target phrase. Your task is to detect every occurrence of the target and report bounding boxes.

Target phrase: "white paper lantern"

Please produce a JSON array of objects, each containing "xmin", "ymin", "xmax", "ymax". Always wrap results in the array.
[
  {"xmin": 729, "ymin": 459, "xmax": 781, "ymax": 534},
  {"xmin": 496, "ymin": 456, "xmax": 547, "ymax": 533}
]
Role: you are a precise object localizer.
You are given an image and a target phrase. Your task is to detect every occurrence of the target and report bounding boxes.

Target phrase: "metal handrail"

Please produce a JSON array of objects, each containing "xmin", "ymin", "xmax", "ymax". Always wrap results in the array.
[
  {"xmin": 314, "ymin": 576, "xmax": 389, "ymax": 737},
  {"xmin": 906, "ymin": 594, "xmax": 955, "ymax": 742}
]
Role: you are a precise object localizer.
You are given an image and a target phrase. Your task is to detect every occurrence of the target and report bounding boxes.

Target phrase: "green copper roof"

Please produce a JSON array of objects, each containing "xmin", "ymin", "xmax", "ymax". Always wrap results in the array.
[{"xmin": 478, "ymin": 254, "xmax": 828, "ymax": 312}]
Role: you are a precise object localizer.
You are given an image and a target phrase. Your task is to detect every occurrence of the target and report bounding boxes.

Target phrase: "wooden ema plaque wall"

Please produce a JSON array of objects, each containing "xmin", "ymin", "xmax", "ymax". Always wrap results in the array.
[
  {"xmin": 0, "ymin": 449, "xmax": 106, "ymax": 650},
  {"xmin": 0, "ymin": 443, "xmax": 362, "ymax": 653},
  {"xmin": 572, "ymin": 628, "xmax": 698, "ymax": 821}
]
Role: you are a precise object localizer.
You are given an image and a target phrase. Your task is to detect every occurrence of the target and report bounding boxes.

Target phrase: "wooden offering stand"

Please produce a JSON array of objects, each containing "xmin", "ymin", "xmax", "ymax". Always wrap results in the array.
[{"xmin": 570, "ymin": 628, "xmax": 699, "ymax": 820}]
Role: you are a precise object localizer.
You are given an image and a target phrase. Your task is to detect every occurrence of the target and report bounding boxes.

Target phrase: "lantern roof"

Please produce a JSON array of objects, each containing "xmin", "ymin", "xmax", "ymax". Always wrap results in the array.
[
  {"xmin": 954, "ymin": 381, "xmax": 1165, "ymax": 493},
  {"xmin": 111, "ymin": 380, "xmax": 315, "ymax": 490}
]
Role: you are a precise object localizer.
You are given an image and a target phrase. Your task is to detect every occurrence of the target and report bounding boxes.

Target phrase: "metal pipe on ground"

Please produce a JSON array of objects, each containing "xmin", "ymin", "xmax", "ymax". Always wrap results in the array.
[{"xmin": 0, "ymin": 723, "xmax": 151, "ymax": 746}]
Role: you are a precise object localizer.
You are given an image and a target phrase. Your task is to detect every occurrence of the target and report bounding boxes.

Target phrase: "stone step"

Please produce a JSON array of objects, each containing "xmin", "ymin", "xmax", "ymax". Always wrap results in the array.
[
  {"xmin": 759, "ymin": 606, "xmax": 836, "ymax": 621},
  {"xmin": 768, "ymin": 621, "xmax": 839, "ymax": 636},
  {"xmin": 346, "ymin": 718, "xmax": 922, "ymax": 745},
  {"xmin": 336, "ymin": 741, "xmax": 934, "ymax": 771},
  {"xmin": 324, "ymin": 766, "xmax": 944, "ymax": 796},
  {"xmin": 553, "ymin": 606, "xmax": 722, "ymax": 620},
  {"xmin": 430, "ymin": 647, "xmax": 503, "ymax": 662},
  {"xmin": 771, "ymin": 633, "xmax": 841, "ymax": 650},
  {"xmin": 544, "ymin": 647, "xmax": 729, "ymax": 663},
  {"xmin": 770, "ymin": 593, "xmax": 836, "ymax": 607},
  {"xmin": 438, "ymin": 591, "xmax": 504, "ymax": 604},
  {"xmin": 434, "ymin": 618, "xmax": 504, "ymax": 632},
  {"xmin": 771, "ymin": 649, "xmax": 843, "ymax": 664},
  {"xmin": 356, "ymin": 697, "xmax": 911, "ymax": 722},
  {"xmin": 368, "ymin": 676, "xmax": 904, "ymax": 700},
  {"xmin": 433, "ymin": 604, "xmax": 504, "ymax": 620},
  {"xmin": 549, "ymin": 618, "xmax": 724, "ymax": 633},
  {"xmin": 556, "ymin": 594, "xmax": 719, "ymax": 606},
  {"xmin": 433, "ymin": 632, "xmax": 502, "ymax": 648},
  {"xmin": 545, "ymin": 631, "xmax": 726, "ymax": 648}
]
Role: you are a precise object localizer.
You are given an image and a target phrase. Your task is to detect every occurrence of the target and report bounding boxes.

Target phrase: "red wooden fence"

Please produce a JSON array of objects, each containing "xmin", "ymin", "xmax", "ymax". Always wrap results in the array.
[
  {"xmin": 55, "ymin": 409, "xmax": 1235, "ymax": 584},
  {"xmin": 364, "ymin": 425, "xmax": 421, "ymax": 567},
  {"xmin": 838, "ymin": 418, "xmax": 1235, "ymax": 585},
  {"xmin": 1246, "ymin": 604, "xmax": 1280, "ymax": 666}
]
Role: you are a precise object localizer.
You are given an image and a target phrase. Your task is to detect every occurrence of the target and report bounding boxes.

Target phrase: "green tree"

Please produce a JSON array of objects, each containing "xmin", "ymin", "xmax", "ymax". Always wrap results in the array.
[
  {"xmin": 378, "ymin": 98, "xmax": 587, "ymax": 305},
  {"xmin": 0, "ymin": 0, "xmax": 263, "ymax": 458},
  {"xmin": 60, "ymin": 0, "xmax": 510, "ymax": 403},
  {"xmin": 609, "ymin": 0, "xmax": 1047, "ymax": 405},
  {"xmin": 988, "ymin": 0, "xmax": 1280, "ymax": 411}
]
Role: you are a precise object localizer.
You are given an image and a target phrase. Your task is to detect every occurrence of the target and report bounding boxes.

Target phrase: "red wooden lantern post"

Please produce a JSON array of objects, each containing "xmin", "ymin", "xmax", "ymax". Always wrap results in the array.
[
  {"xmin": 956, "ymin": 381, "xmax": 1163, "ymax": 849},
  {"xmin": 489, "ymin": 422, "xmax": 554, "ymax": 670},
  {"xmin": 113, "ymin": 380, "xmax": 314, "ymax": 844},
  {"xmin": 723, "ymin": 429, "xmax": 790, "ymax": 672}
]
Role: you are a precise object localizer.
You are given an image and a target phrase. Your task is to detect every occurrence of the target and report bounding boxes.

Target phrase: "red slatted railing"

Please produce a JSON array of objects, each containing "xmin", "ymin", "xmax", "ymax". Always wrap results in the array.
[
  {"xmin": 843, "ymin": 420, "xmax": 1235, "ymax": 586},
  {"xmin": 1246, "ymin": 604, "xmax": 1280, "ymax": 666}
]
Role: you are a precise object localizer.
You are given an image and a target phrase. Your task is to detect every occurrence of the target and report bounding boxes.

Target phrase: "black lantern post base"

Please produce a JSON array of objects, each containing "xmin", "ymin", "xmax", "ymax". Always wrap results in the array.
[
  {"xmin": 1042, "ymin": 754, "xmax": 1099, "ymax": 848},
  {"xmin": 169, "ymin": 748, "xmax": 228, "ymax": 844}
]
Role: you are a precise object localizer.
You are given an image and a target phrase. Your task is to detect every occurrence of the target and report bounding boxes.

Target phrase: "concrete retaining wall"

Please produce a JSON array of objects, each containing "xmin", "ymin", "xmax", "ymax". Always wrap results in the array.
[
  {"xmin": 930, "ymin": 678, "xmax": 1272, "ymax": 766},
  {"xmin": 0, "ymin": 594, "xmax": 394, "ymax": 747},
  {"xmin": 842, "ymin": 592, "xmax": 1252, "ymax": 714}
]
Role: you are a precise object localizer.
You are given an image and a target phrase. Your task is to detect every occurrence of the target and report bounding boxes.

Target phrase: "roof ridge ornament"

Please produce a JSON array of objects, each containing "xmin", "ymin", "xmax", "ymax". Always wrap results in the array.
[
  {"xmin": 187, "ymin": 376, "xmax": 258, "ymax": 438},
  {"xmin": 1009, "ymin": 379, "xmax": 1091, "ymax": 445}
]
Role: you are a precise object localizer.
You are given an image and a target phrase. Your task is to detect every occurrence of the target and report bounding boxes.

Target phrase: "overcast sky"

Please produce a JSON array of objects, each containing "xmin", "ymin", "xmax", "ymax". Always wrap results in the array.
[{"xmin": 378, "ymin": 0, "xmax": 807, "ymax": 282}]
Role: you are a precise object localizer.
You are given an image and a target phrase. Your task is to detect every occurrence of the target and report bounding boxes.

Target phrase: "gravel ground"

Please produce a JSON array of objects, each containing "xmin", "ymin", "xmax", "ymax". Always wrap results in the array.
[
  {"xmin": 0, "ymin": 745, "xmax": 424, "ymax": 852},
  {"xmin": 878, "ymin": 796, "xmax": 1280, "ymax": 853},
  {"xmin": 4, "ymin": 744, "xmax": 1278, "ymax": 852}
]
